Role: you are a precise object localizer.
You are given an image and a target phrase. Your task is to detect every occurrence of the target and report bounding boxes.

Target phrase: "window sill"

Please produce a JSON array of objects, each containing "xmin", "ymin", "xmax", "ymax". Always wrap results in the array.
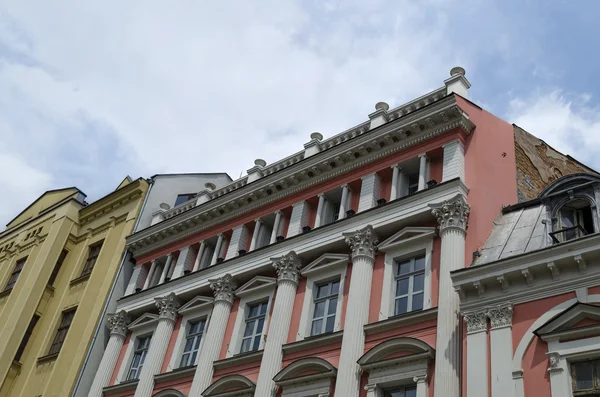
[
  {"xmin": 103, "ymin": 379, "xmax": 139, "ymax": 395},
  {"xmin": 364, "ymin": 307, "xmax": 438, "ymax": 335},
  {"xmin": 154, "ymin": 365, "xmax": 196, "ymax": 383},
  {"xmin": 213, "ymin": 349, "xmax": 264, "ymax": 370},
  {"xmin": 69, "ymin": 273, "xmax": 91, "ymax": 287},
  {"xmin": 36, "ymin": 352, "xmax": 59, "ymax": 365},
  {"xmin": 0, "ymin": 289, "xmax": 12, "ymax": 299},
  {"xmin": 282, "ymin": 330, "xmax": 344, "ymax": 354}
]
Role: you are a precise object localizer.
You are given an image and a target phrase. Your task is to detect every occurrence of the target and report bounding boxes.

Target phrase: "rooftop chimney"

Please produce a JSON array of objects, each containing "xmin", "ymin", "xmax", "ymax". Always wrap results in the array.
[
  {"xmin": 368, "ymin": 102, "xmax": 389, "ymax": 129},
  {"xmin": 444, "ymin": 67, "xmax": 471, "ymax": 98},
  {"xmin": 304, "ymin": 132, "xmax": 323, "ymax": 157}
]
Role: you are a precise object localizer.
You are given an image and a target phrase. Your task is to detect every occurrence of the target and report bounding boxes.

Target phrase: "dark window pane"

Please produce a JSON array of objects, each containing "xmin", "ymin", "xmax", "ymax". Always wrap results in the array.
[
  {"xmin": 398, "ymin": 260, "xmax": 411, "ymax": 275},
  {"xmin": 244, "ymin": 320, "xmax": 255, "ymax": 337},
  {"xmin": 317, "ymin": 284, "xmax": 329, "ymax": 299},
  {"xmin": 252, "ymin": 335, "xmax": 261, "ymax": 351},
  {"xmin": 395, "ymin": 297, "xmax": 408, "ymax": 315},
  {"xmin": 397, "ymin": 278, "xmax": 409, "ymax": 296},
  {"xmin": 413, "ymin": 274, "xmax": 425, "ymax": 292},
  {"xmin": 328, "ymin": 298, "xmax": 338, "ymax": 315},
  {"xmin": 325, "ymin": 316, "xmax": 335, "ymax": 333},
  {"xmin": 260, "ymin": 302, "xmax": 268, "ymax": 315},
  {"xmin": 48, "ymin": 250, "xmax": 68, "ymax": 286},
  {"xmin": 412, "ymin": 293, "xmax": 424, "ymax": 311},
  {"xmin": 255, "ymin": 318, "xmax": 265, "ymax": 334},
  {"xmin": 331, "ymin": 281, "xmax": 340, "ymax": 295},
  {"xmin": 405, "ymin": 387, "xmax": 417, "ymax": 397},
  {"xmin": 414, "ymin": 256, "xmax": 426, "ymax": 271},
  {"xmin": 575, "ymin": 361, "xmax": 594, "ymax": 389},
  {"xmin": 241, "ymin": 338, "xmax": 251, "ymax": 353},
  {"xmin": 15, "ymin": 315, "xmax": 39, "ymax": 362},
  {"xmin": 314, "ymin": 301, "xmax": 326, "ymax": 318},
  {"xmin": 311, "ymin": 319, "xmax": 322, "ymax": 336}
]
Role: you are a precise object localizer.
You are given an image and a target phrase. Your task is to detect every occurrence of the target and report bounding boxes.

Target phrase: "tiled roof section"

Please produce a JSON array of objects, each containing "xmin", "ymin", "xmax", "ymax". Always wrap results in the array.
[{"xmin": 473, "ymin": 204, "xmax": 548, "ymax": 266}]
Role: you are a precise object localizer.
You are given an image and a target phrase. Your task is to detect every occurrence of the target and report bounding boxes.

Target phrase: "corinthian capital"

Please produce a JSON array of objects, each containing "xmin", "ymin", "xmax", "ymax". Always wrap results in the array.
[
  {"xmin": 343, "ymin": 225, "xmax": 379, "ymax": 261},
  {"xmin": 210, "ymin": 274, "xmax": 237, "ymax": 304},
  {"xmin": 487, "ymin": 304, "xmax": 513, "ymax": 329},
  {"xmin": 155, "ymin": 292, "xmax": 180, "ymax": 322},
  {"xmin": 107, "ymin": 310, "xmax": 130, "ymax": 337},
  {"xmin": 429, "ymin": 194, "xmax": 470, "ymax": 233},
  {"xmin": 272, "ymin": 251, "xmax": 303, "ymax": 285},
  {"xmin": 463, "ymin": 310, "xmax": 487, "ymax": 334}
]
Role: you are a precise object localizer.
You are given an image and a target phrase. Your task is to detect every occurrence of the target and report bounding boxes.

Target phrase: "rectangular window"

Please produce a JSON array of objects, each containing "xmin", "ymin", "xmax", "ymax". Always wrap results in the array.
[
  {"xmin": 127, "ymin": 336, "xmax": 151, "ymax": 380},
  {"xmin": 385, "ymin": 386, "xmax": 417, "ymax": 397},
  {"xmin": 4, "ymin": 257, "xmax": 27, "ymax": 292},
  {"xmin": 572, "ymin": 359, "xmax": 600, "ymax": 395},
  {"xmin": 14, "ymin": 315, "xmax": 39, "ymax": 362},
  {"xmin": 48, "ymin": 250, "xmax": 68, "ymax": 286},
  {"xmin": 174, "ymin": 193, "xmax": 196, "ymax": 207},
  {"xmin": 407, "ymin": 174, "xmax": 419, "ymax": 195},
  {"xmin": 80, "ymin": 242, "xmax": 103, "ymax": 277},
  {"xmin": 331, "ymin": 201, "xmax": 341, "ymax": 222},
  {"xmin": 240, "ymin": 301, "xmax": 268, "ymax": 353},
  {"xmin": 310, "ymin": 279, "xmax": 340, "ymax": 336},
  {"xmin": 49, "ymin": 309, "xmax": 76, "ymax": 355},
  {"xmin": 180, "ymin": 319, "xmax": 206, "ymax": 367},
  {"xmin": 394, "ymin": 255, "xmax": 425, "ymax": 316}
]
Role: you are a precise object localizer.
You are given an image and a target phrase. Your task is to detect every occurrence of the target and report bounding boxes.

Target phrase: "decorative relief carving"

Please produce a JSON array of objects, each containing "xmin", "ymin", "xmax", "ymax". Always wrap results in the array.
[
  {"xmin": 430, "ymin": 195, "xmax": 470, "ymax": 233},
  {"xmin": 107, "ymin": 310, "xmax": 130, "ymax": 336},
  {"xmin": 210, "ymin": 274, "xmax": 237, "ymax": 304},
  {"xmin": 272, "ymin": 251, "xmax": 303, "ymax": 285},
  {"xmin": 155, "ymin": 293, "xmax": 181, "ymax": 321},
  {"xmin": 487, "ymin": 304, "xmax": 513, "ymax": 329},
  {"xmin": 547, "ymin": 352, "xmax": 562, "ymax": 372},
  {"xmin": 343, "ymin": 225, "xmax": 379, "ymax": 261},
  {"xmin": 413, "ymin": 374, "xmax": 429, "ymax": 384},
  {"xmin": 463, "ymin": 310, "xmax": 487, "ymax": 334}
]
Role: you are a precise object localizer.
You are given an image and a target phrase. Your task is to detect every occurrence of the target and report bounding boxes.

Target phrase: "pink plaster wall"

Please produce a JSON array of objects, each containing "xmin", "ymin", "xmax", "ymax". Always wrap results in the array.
[
  {"xmin": 378, "ymin": 168, "xmax": 393, "ymax": 202},
  {"xmin": 282, "ymin": 339, "xmax": 343, "ymax": 369},
  {"xmin": 161, "ymin": 316, "xmax": 182, "ymax": 373},
  {"xmin": 213, "ymin": 361, "xmax": 261, "ymax": 383},
  {"xmin": 369, "ymin": 253, "xmax": 385, "ymax": 323},
  {"xmin": 219, "ymin": 298, "xmax": 240, "ymax": 360},
  {"xmin": 153, "ymin": 375, "xmax": 193, "ymax": 396},
  {"xmin": 287, "ymin": 277, "xmax": 307, "ymax": 343},
  {"xmin": 110, "ymin": 333, "xmax": 131, "ymax": 386},
  {"xmin": 364, "ymin": 320, "xmax": 437, "ymax": 351}
]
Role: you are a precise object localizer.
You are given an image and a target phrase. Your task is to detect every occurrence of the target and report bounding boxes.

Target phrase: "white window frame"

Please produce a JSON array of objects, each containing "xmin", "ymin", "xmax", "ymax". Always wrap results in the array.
[
  {"xmin": 126, "ymin": 335, "xmax": 151, "ymax": 380},
  {"xmin": 240, "ymin": 301, "xmax": 269, "ymax": 353},
  {"xmin": 115, "ymin": 315, "xmax": 158, "ymax": 384},
  {"xmin": 310, "ymin": 279, "xmax": 341, "ymax": 336},
  {"xmin": 393, "ymin": 255, "xmax": 426, "ymax": 316},
  {"xmin": 379, "ymin": 230, "xmax": 434, "ymax": 321},
  {"xmin": 227, "ymin": 279, "xmax": 275, "ymax": 357},
  {"xmin": 167, "ymin": 297, "xmax": 213, "ymax": 371},
  {"xmin": 297, "ymin": 254, "xmax": 348, "ymax": 341}
]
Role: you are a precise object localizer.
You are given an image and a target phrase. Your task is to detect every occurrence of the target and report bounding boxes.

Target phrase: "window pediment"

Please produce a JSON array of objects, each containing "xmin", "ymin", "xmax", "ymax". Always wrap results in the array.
[
  {"xmin": 202, "ymin": 375, "xmax": 255, "ymax": 397},
  {"xmin": 234, "ymin": 276, "xmax": 276, "ymax": 297},
  {"xmin": 358, "ymin": 337, "xmax": 434, "ymax": 371},
  {"xmin": 538, "ymin": 173, "xmax": 600, "ymax": 198},
  {"xmin": 535, "ymin": 302, "xmax": 600, "ymax": 341},
  {"xmin": 301, "ymin": 253, "xmax": 349, "ymax": 277},
  {"xmin": 178, "ymin": 295, "xmax": 214, "ymax": 315},
  {"xmin": 274, "ymin": 357, "xmax": 337, "ymax": 385},
  {"xmin": 128, "ymin": 313, "xmax": 159, "ymax": 331},
  {"xmin": 378, "ymin": 227, "xmax": 436, "ymax": 252}
]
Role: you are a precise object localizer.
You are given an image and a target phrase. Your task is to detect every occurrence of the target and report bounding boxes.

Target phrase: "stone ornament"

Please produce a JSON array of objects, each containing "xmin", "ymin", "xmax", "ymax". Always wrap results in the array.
[
  {"xmin": 430, "ymin": 195, "xmax": 470, "ymax": 233},
  {"xmin": 413, "ymin": 374, "xmax": 429, "ymax": 384},
  {"xmin": 107, "ymin": 310, "xmax": 130, "ymax": 337},
  {"xmin": 272, "ymin": 251, "xmax": 303, "ymax": 285},
  {"xmin": 343, "ymin": 225, "xmax": 379, "ymax": 261},
  {"xmin": 210, "ymin": 274, "xmax": 237, "ymax": 304},
  {"xmin": 155, "ymin": 292, "xmax": 181, "ymax": 321},
  {"xmin": 547, "ymin": 352, "xmax": 562, "ymax": 372},
  {"xmin": 463, "ymin": 310, "xmax": 487, "ymax": 334},
  {"xmin": 487, "ymin": 304, "xmax": 513, "ymax": 329}
]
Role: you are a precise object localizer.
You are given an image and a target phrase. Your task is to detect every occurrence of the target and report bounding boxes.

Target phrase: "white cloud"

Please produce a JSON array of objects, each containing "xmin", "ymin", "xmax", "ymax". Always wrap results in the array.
[{"xmin": 509, "ymin": 90, "xmax": 600, "ymax": 170}]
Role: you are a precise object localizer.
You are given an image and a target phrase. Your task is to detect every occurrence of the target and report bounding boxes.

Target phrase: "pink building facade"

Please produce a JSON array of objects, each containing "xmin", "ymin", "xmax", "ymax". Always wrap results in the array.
[{"xmin": 86, "ymin": 68, "xmax": 596, "ymax": 397}]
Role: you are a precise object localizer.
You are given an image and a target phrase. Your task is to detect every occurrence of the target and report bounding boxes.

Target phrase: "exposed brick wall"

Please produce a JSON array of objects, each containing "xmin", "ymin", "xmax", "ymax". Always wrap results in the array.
[{"xmin": 514, "ymin": 125, "xmax": 595, "ymax": 202}]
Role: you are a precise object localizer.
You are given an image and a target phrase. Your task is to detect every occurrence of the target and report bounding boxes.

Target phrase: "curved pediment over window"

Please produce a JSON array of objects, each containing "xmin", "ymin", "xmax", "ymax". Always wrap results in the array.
[
  {"xmin": 153, "ymin": 389, "xmax": 186, "ymax": 397},
  {"xmin": 274, "ymin": 357, "xmax": 337, "ymax": 396},
  {"xmin": 202, "ymin": 375, "xmax": 255, "ymax": 397},
  {"xmin": 358, "ymin": 337, "xmax": 435, "ymax": 371},
  {"xmin": 538, "ymin": 173, "xmax": 600, "ymax": 199}
]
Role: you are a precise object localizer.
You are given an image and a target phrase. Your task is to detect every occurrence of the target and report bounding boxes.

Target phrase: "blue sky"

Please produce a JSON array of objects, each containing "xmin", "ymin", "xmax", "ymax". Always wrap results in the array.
[{"xmin": 1, "ymin": 0, "xmax": 600, "ymax": 227}]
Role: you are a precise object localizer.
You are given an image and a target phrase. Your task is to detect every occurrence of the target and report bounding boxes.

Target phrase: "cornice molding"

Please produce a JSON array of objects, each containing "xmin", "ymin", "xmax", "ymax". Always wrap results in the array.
[
  {"xmin": 80, "ymin": 180, "xmax": 146, "ymax": 225},
  {"xmin": 127, "ymin": 97, "xmax": 473, "ymax": 256}
]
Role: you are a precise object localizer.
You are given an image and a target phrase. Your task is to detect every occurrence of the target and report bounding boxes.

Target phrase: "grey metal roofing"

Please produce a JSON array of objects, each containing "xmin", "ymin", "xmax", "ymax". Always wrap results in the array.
[{"xmin": 473, "ymin": 203, "xmax": 548, "ymax": 266}]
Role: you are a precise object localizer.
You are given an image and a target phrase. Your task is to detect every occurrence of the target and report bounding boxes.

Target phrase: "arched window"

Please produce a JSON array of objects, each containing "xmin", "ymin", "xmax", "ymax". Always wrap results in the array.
[{"xmin": 553, "ymin": 199, "xmax": 595, "ymax": 242}]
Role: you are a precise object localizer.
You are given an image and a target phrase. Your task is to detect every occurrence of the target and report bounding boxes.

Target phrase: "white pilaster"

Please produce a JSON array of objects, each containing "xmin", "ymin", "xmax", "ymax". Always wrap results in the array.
[
  {"xmin": 270, "ymin": 211, "xmax": 282, "ymax": 244},
  {"xmin": 142, "ymin": 260, "xmax": 158, "ymax": 290},
  {"xmin": 88, "ymin": 311, "xmax": 130, "ymax": 397},
  {"xmin": 418, "ymin": 154, "xmax": 429, "ymax": 191},
  {"xmin": 390, "ymin": 164, "xmax": 400, "ymax": 201},
  {"xmin": 358, "ymin": 173, "xmax": 381, "ymax": 212},
  {"xmin": 158, "ymin": 254, "xmax": 173, "ymax": 284},
  {"xmin": 338, "ymin": 184, "xmax": 350, "ymax": 220},
  {"xmin": 334, "ymin": 225, "xmax": 379, "ymax": 397},
  {"xmin": 463, "ymin": 310, "xmax": 488, "ymax": 397},
  {"xmin": 365, "ymin": 384, "xmax": 379, "ymax": 397},
  {"xmin": 414, "ymin": 374, "xmax": 429, "ymax": 397},
  {"xmin": 171, "ymin": 246, "xmax": 196, "ymax": 279},
  {"xmin": 255, "ymin": 252, "xmax": 303, "ymax": 396},
  {"xmin": 314, "ymin": 194, "xmax": 326, "ymax": 228},
  {"xmin": 488, "ymin": 304, "xmax": 514, "ymax": 397},
  {"xmin": 188, "ymin": 275, "xmax": 237, "ymax": 397},
  {"xmin": 430, "ymin": 195, "xmax": 469, "ymax": 397},
  {"xmin": 249, "ymin": 219, "xmax": 263, "ymax": 251},
  {"xmin": 210, "ymin": 234, "xmax": 224, "ymax": 266},
  {"xmin": 133, "ymin": 294, "xmax": 180, "ymax": 397},
  {"xmin": 442, "ymin": 140, "xmax": 465, "ymax": 182},
  {"xmin": 288, "ymin": 201, "xmax": 310, "ymax": 237},
  {"xmin": 126, "ymin": 265, "xmax": 148, "ymax": 295},
  {"xmin": 192, "ymin": 241, "xmax": 206, "ymax": 272},
  {"xmin": 226, "ymin": 225, "xmax": 249, "ymax": 259}
]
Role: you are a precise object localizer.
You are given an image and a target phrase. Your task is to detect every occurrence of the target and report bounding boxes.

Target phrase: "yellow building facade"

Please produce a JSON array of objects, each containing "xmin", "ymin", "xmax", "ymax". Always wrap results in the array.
[{"xmin": 0, "ymin": 177, "xmax": 148, "ymax": 397}]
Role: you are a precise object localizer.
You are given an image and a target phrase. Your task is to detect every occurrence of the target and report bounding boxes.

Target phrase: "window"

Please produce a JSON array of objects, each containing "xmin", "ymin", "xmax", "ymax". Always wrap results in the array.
[
  {"xmin": 180, "ymin": 319, "xmax": 206, "ymax": 367},
  {"xmin": 310, "ymin": 279, "xmax": 340, "ymax": 336},
  {"xmin": 127, "ymin": 336, "xmax": 151, "ymax": 380},
  {"xmin": 48, "ymin": 250, "xmax": 68, "ymax": 286},
  {"xmin": 394, "ymin": 255, "xmax": 425, "ymax": 315},
  {"xmin": 174, "ymin": 193, "xmax": 196, "ymax": 207},
  {"xmin": 572, "ymin": 359, "xmax": 600, "ymax": 396},
  {"xmin": 15, "ymin": 315, "xmax": 39, "ymax": 362},
  {"xmin": 240, "ymin": 302, "xmax": 268, "ymax": 353},
  {"xmin": 407, "ymin": 174, "xmax": 419, "ymax": 195},
  {"xmin": 80, "ymin": 242, "xmax": 103, "ymax": 277},
  {"xmin": 4, "ymin": 257, "xmax": 27, "ymax": 292},
  {"xmin": 553, "ymin": 199, "xmax": 595, "ymax": 243},
  {"xmin": 331, "ymin": 201, "xmax": 341, "ymax": 222},
  {"xmin": 385, "ymin": 386, "xmax": 417, "ymax": 397},
  {"xmin": 49, "ymin": 309, "xmax": 76, "ymax": 355}
]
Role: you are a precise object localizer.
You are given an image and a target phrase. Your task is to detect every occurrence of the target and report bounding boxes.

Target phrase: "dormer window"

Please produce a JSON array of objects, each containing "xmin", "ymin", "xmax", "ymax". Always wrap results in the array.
[
  {"xmin": 553, "ymin": 199, "xmax": 595, "ymax": 243},
  {"xmin": 174, "ymin": 193, "xmax": 196, "ymax": 207}
]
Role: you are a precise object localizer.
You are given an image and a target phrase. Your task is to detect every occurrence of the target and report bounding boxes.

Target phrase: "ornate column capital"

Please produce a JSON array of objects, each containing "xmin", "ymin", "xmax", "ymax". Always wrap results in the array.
[
  {"xmin": 343, "ymin": 225, "xmax": 379, "ymax": 261},
  {"xmin": 272, "ymin": 251, "xmax": 303, "ymax": 285},
  {"xmin": 463, "ymin": 310, "xmax": 487, "ymax": 334},
  {"xmin": 210, "ymin": 274, "xmax": 237, "ymax": 305},
  {"xmin": 487, "ymin": 304, "xmax": 513, "ymax": 330},
  {"xmin": 429, "ymin": 194, "xmax": 470, "ymax": 233},
  {"xmin": 547, "ymin": 352, "xmax": 563, "ymax": 373},
  {"xmin": 155, "ymin": 292, "xmax": 181, "ymax": 322},
  {"xmin": 107, "ymin": 310, "xmax": 130, "ymax": 337}
]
